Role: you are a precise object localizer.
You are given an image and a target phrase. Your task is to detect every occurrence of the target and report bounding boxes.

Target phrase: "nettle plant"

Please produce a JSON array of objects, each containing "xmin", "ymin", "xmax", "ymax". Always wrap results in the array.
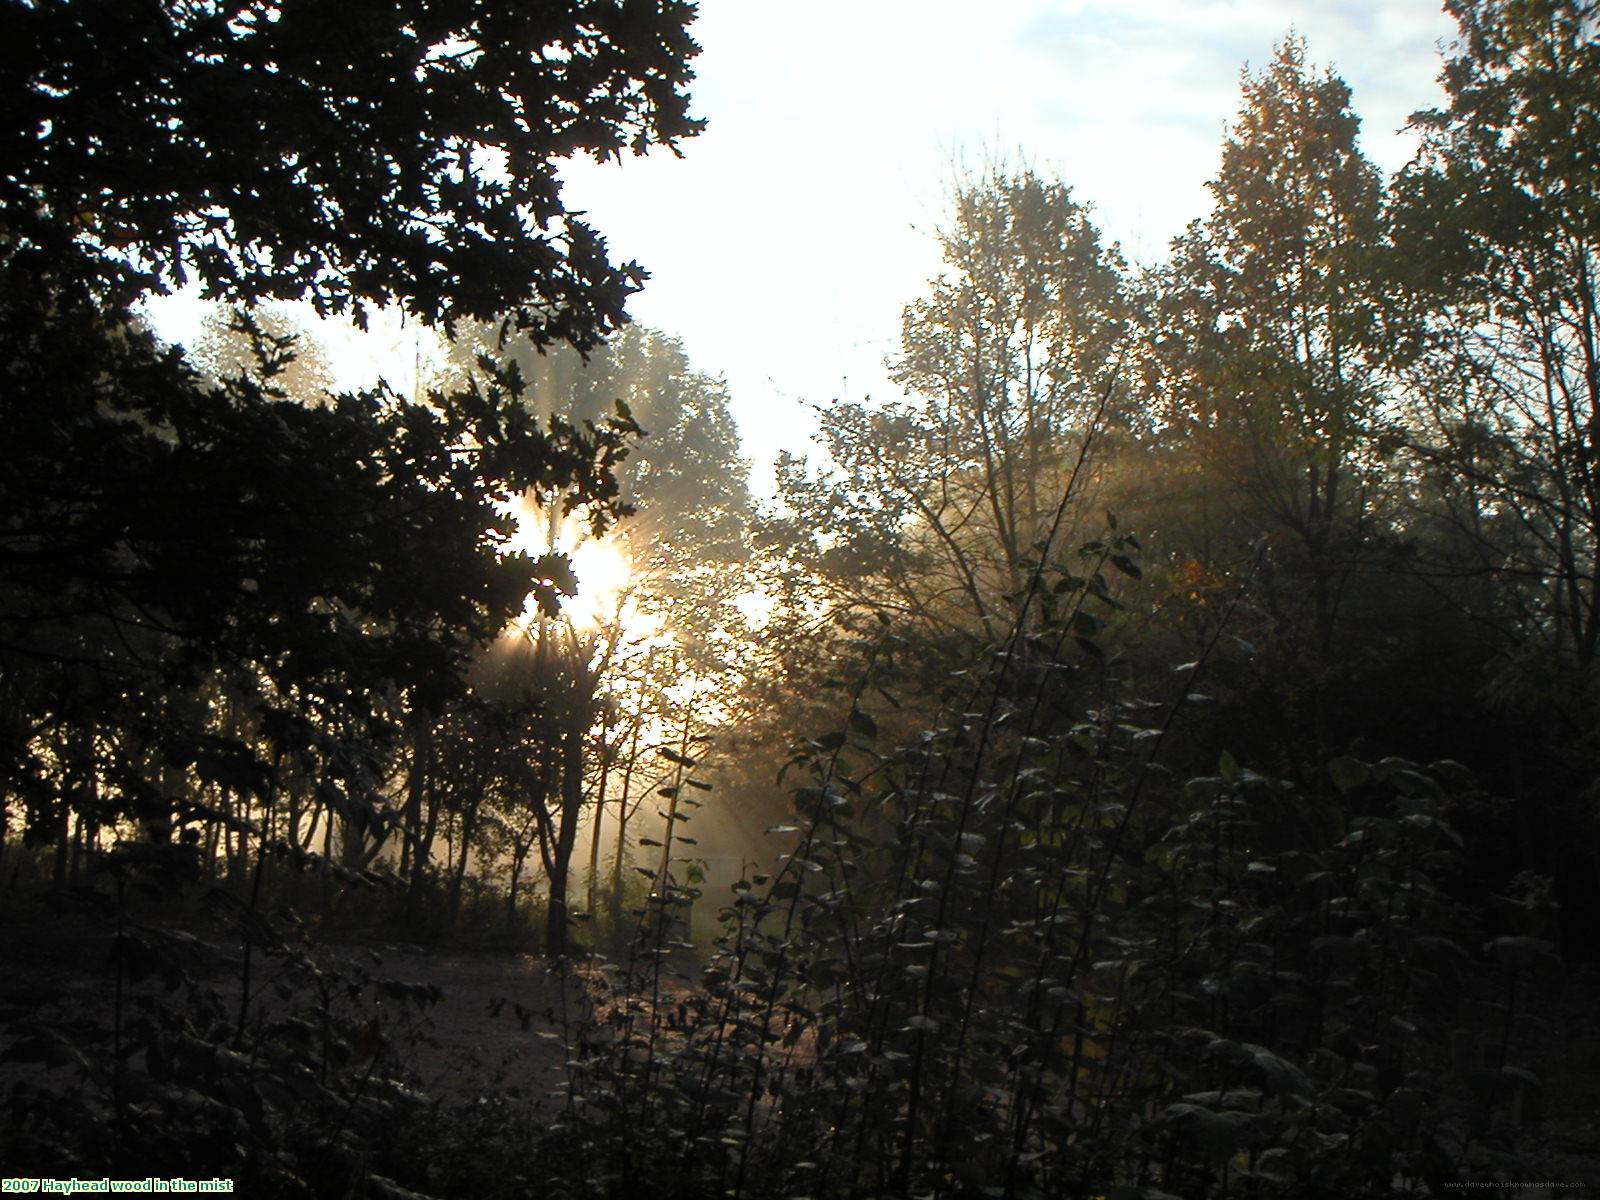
[
  {"xmin": 1, "ymin": 840, "xmax": 447, "ymax": 1198},
  {"xmin": 541, "ymin": 529, "xmax": 1497, "ymax": 1200}
]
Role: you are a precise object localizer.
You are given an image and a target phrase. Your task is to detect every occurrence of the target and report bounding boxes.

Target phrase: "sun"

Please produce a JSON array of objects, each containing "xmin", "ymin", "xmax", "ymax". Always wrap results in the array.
[
  {"xmin": 566, "ymin": 536, "xmax": 633, "ymax": 628},
  {"xmin": 501, "ymin": 492, "xmax": 644, "ymax": 634}
]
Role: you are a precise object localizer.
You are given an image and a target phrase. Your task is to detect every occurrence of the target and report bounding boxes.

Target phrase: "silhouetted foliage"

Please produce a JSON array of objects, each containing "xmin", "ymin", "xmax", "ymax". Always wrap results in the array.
[
  {"xmin": 5, "ymin": 4, "xmax": 1600, "ymax": 1198},
  {"xmin": 4, "ymin": 0, "xmax": 701, "ymax": 336}
]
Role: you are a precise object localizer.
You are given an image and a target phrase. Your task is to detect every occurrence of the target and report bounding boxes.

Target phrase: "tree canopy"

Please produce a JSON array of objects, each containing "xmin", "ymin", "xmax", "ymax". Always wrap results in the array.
[
  {"xmin": 3, "ymin": 0, "xmax": 702, "ymax": 339},
  {"xmin": 774, "ymin": 166, "xmax": 1131, "ymax": 663},
  {"xmin": 0, "ymin": 0, "xmax": 700, "ymax": 882}
]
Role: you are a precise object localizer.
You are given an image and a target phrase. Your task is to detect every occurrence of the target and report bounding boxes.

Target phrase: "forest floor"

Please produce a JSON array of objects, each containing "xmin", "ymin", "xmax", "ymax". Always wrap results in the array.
[
  {"xmin": 301, "ymin": 941, "xmax": 594, "ymax": 1098},
  {"xmin": 3, "ymin": 898, "xmax": 1598, "ymax": 1194},
  {"xmin": 0, "ymin": 898, "xmax": 693, "ymax": 1104},
  {"xmin": 1501, "ymin": 962, "xmax": 1600, "ymax": 1193}
]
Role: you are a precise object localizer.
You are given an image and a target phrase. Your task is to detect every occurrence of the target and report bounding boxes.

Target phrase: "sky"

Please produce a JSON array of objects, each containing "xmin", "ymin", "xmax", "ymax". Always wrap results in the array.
[
  {"xmin": 147, "ymin": 1, "xmax": 1461, "ymax": 494},
  {"xmin": 558, "ymin": 0, "xmax": 1459, "ymax": 491}
]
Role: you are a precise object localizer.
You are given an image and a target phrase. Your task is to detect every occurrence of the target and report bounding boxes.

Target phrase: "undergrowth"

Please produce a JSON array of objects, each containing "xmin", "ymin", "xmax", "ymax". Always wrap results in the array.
[
  {"xmin": 0, "ymin": 531, "xmax": 1566, "ymax": 1198},
  {"xmin": 514, "ymin": 530, "xmax": 1558, "ymax": 1198}
]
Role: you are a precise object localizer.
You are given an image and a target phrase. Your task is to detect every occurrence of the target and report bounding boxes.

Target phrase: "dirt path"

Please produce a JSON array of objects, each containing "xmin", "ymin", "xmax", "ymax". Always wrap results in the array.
[
  {"xmin": 348, "ymin": 944, "xmax": 594, "ymax": 1099},
  {"xmin": 0, "ymin": 912, "xmax": 605, "ymax": 1105}
]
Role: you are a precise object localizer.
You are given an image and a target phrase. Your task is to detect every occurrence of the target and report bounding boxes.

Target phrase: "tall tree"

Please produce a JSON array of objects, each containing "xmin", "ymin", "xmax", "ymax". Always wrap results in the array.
[
  {"xmin": 430, "ymin": 323, "xmax": 759, "ymax": 937},
  {"xmin": 1147, "ymin": 36, "xmax": 1391, "ymax": 750},
  {"xmin": 775, "ymin": 166, "xmax": 1132, "ymax": 668},
  {"xmin": 1392, "ymin": 0, "xmax": 1600, "ymax": 708},
  {"xmin": 446, "ymin": 322, "xmax": 753, "ymax": 633},
  {"xmin": 190, "ymin": 303, "xmax": 337, "ymax": 402},
  {"xmin": 1386, "ymin": 0, "xmax": 1600, "ymax": 951}
]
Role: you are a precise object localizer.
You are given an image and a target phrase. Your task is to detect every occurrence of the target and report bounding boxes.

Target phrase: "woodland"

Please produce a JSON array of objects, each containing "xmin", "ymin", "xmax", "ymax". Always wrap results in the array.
[{"xmin": 2, "ymin": 1, "xmax": 1599, "ymax": 1197}]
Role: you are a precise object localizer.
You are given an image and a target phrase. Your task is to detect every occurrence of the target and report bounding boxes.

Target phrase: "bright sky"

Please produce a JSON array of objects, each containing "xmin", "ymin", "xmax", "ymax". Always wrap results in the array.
[
  {"xmin": 558, "ymin": 0, "xmax": 1459, "ymax": 492},
  {"xmin": 147, "ymin": 2, "xmax": 1459, "ymax": 494}
]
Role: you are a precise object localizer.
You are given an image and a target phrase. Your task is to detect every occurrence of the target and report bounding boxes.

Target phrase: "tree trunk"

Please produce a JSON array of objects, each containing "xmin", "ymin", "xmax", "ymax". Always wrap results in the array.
[
  {"xmin": 586, "ymin": 695, "xmax": 611, "ymax": 919},
  {"xmin": 545, "ymin": 723, "xmax": 585, "ymax": 955},
  {"xmin": 610, "ymin": 702, "xmax": 644, "ymax": 929},
  {"xmin": 448, "ymin": 806, "xmax": 479, "ymax": 928},
  {"xmin": 507, "ymin": 844, "xmax": 525, "ymax": 927},
  {"xmin": 401, "ymin": 708, "xmax": 431, "ymax": 884}
]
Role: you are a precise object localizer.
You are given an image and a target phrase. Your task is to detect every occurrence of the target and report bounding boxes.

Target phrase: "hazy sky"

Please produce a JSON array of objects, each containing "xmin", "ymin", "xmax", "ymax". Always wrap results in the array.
[
  {"xmin": 148, "ymin": 2, "xmax": 1460, "ymax": 492},
  {"xmin": 556, "ymin": 1, "xmax": 1460, "ymax": 490}
]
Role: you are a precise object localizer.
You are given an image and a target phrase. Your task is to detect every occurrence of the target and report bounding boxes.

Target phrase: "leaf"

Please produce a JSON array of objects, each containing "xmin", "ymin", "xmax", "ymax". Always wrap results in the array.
[
  {"xmin": 1327, "ymin": 756, "xmax": 1369, "ymax": 794},
  {"xmin": 1163, "ymin": 1103, "xmax": 1259, "ymax": 1157},
  {"xmin": 1, "ymin": 1030, "xmax": 88, "ymax": 1072},
  {"xmin": 1428, "ymin": 758, "xmax": 1474, "ymax": 785},
  {"xmin": 1240, "ymin": 1041, "xmax": 1313, "ymax": 1099},
  {"xmin": 1487, "ymin": 936, "xmax": 1561, "ymax": 974},
  {"xmin": 1218, "ymin": 750, "xmax": 1240, "ymax": 784},
  {"xmin": 367, "ymin": 1174, "xmax": 438, "ymax": 1200},
  {"xmin": 848, "ymin": 707, "xmax": 878, "ymax": 738}
]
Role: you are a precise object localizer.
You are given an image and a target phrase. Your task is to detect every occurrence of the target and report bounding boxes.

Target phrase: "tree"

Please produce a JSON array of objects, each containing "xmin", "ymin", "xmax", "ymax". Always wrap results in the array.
[
  {"xmin": 4, "ymin": 0, "xmax": 701, "ymax": 337},
  {"xmin": 1146, "ymin": 37, "xmax": 1392, "ymax": 752},
  {"xmin": 0, "ymin": 0, "xmax": 700, "ymax": 894},
  {"xmin": 190, "ymin": 303, "xmax": 337, "ymax": 401},
  {"xmin": 1388, "ymin": 0, "xmax": 1600, "ymax": 952},
  {"xmin": 445, "ymin": 322, "xmax": 753, "ymax": 625},
  {"xmin": 774, "ymin": 166, "xmax": 1132, "ymax": 672},
  {"xmin": 440, "ymin": 323, "xmax": 759, "ymax": 936},
  {"xmin": 1392, "ymin": 0, "xmax": 1600, "ymax": 708}
]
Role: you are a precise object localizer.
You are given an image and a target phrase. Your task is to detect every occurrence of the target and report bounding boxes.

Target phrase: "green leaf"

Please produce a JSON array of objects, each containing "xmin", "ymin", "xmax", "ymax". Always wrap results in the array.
[
  {"xmin": 1241, "ymin": 1041, "xmax": 1313, "ymax": 1098},
  {"xmin": 1327, "ymin": 756, "xmax": 1369, "ymax": 794},
  {"xmin": 1218, "ymin": 750, "xmax": 1240, "ymax": 784},
  {"xmin": 848, "ymin": 707, "xmax": 878, "ymax": 738},
  {"xmin": 1, "ymin": 1030, "xmax": 89, "ymax": 1072}
]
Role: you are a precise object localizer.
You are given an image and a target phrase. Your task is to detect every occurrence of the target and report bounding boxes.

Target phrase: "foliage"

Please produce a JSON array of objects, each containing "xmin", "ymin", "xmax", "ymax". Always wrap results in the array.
[
  {"xmin": 493, "ymin": 535, "xmax": 1552, "ymax": 1200},
  {"xmin": 190, "ymin": 303, "xmax": 338, "ymax": 401},
  {"xmin": 5, "ymin": 4, "xmax": 1600, "ymax": 1198},
  {"xmin": 1, "ymin": 855, "xmax": 448, "ymax": 1198},
  {"xmin": 0, "ymin": 0, "xmax": 698, "ymax": 923},
  {"xmin": 1387, "ymin": 0, "xmax": 1600, "ymax": 945},
  {"xmin": 1392, "ymin": 0, "xmax": 1600, "ymax": 695},
  {"xmin": 771, "ymin": 165, "xmax": 1132, "ymax": 697},
  {"xmin": 444, "ymin": 321, "xmax": 755, "ymax": 628},
  {"xmin": 0, "ymin": 258, "xmax": 639, "ymax": 891},
  {"xmin": 1145, "ymin": 36, "xmax": 1394, "ymax": 691},
  {"xmin": 4, "ymin": 0, "xmax": 701, "ymax": 335}
]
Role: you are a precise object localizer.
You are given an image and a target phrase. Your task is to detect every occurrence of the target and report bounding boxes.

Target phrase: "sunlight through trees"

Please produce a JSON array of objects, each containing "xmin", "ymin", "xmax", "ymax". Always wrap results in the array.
[{"xmin": 4, "ymin": 3, "xmax": 1600, "ymax": 1198}]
